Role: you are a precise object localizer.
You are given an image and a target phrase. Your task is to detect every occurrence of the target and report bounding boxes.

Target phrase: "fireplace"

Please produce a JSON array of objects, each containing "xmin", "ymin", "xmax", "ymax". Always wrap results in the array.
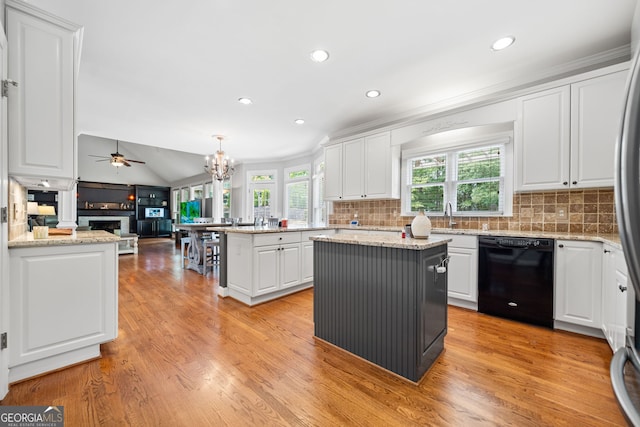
[
  {"xmin": 78, "ymin": 216, "xmax": 131, "ymax": 234},
  {"xmin": 89, "ymin": 220, "xmax": 121, "ymax": 234}
]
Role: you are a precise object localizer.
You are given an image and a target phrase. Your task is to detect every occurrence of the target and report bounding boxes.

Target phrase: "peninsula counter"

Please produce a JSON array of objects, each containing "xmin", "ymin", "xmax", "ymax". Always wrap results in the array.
[{"xmin": 217, "ymin": 226, "xmax": 333, "ymax": 305}]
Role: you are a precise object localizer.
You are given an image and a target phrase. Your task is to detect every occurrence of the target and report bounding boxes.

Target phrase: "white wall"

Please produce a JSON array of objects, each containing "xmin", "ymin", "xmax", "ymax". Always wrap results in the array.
[{"xmin": 78, "ymin": 135, "xmax": 171, "ymax": 186}]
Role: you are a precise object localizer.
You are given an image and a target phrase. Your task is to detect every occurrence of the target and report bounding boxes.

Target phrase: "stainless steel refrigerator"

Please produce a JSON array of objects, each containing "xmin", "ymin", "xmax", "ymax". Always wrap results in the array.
[{"xmin": 613, "ymin": 45, "xmax": 640, "ymax": 425}]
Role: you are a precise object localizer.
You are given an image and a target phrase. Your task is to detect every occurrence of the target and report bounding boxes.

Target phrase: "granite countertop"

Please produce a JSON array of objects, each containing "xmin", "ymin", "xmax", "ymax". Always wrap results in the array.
[
  {"xmin": 9, "ymin": 230, "xmax": 121, "ymax": 249},
  {"xmin": 429, "ymin": 228, "xmax": 621, "ymax": 248},
  {"xmin": 213, "ymin": 225, "xmax": 332, "ymax": 234},
  {"xmin": 332, "ymin": 224, "xmax": 622, "ymax": 248},
  {"xmin": 310, "ymin": 233, "xmax": 451, "ymax": 250}
]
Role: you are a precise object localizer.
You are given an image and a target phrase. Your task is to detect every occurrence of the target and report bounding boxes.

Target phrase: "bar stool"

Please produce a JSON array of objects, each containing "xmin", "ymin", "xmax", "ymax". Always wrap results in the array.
[
  {"xmin": 180, "ymin": 237, "xmax": 191, "ymax": 268},
  {"xmin": 203, "ymin": 237, "xmax": 220, "ymax": 275}
]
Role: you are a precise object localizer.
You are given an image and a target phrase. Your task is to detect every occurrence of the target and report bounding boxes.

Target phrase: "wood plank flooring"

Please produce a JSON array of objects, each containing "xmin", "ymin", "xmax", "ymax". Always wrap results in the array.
[{"xmin": 1, "ymin": 238, "xmax": 628, "ymax": 426}]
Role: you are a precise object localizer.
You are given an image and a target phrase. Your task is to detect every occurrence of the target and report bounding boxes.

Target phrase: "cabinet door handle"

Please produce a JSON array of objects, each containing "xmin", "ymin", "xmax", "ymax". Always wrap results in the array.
[
  {"xmin": 604, "ymin": 249, "xmax": 612, "ymax": 254},
  {"xmin": 572, "ymin": 181, "xmax": 578, "ymax": 185},
  {"xmin": 563, "ymin": 182, "xmax": 568, "ymax": 185},
  {"xmin": 558, "ymin": 244, "xmax": 564, "ymax": 248},
  {"xmin": 620, "ymin": 284, "xmax": 628, "ymax": 292}
]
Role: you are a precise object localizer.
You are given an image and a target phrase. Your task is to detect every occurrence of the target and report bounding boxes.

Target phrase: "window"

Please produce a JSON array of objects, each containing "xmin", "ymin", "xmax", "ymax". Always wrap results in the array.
[
  {"xmin": 284, "ymin": 165, "xmax": 310, "ymax": 226},
  {"xmin": 247, "ymin": 170, "xmax": 277, "ymax": 222},
  {"xmin": 172, "ymin": 189, "xmax": 180, "ymax": 224},
  {"xmin": 312, "ymin": 158, "xmax": 326, "ymax": 226},
  {"xmin": 404, "ymin": 138, "xmax": 512, "ymax": 216},
  {"xmin": 191, "ymin": 184, "xmax": 203, "ymax": 200},
  {"xmin": 222, "ymin": 180, "xmax": 231, "ymax": 219},
  {"xmin": 204, "ymin": 182, "xmax": 214, "ymax": 199}
]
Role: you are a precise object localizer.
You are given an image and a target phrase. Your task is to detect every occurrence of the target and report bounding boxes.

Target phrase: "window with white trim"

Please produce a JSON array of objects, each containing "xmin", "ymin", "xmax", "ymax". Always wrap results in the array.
[
  {"xmin": 312, "ymin": 158, "xmax": 326, "ymax": 226},
  {"xmin": 403, "ymin": 138, "xmax": 512, "ymax": 216},
  {"xmin": 247, "ymin": 170, "xmax": 277, "ymax": 222},
  {"xmin": 284, "ymin": 165, "xmax": 310, "ymax": 226}
]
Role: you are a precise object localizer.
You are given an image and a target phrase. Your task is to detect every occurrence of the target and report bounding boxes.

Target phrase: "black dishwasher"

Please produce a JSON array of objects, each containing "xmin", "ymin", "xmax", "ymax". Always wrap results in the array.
[{"xmin": 478, "ymin": 236, "xmax": 554, "ymax": 328}]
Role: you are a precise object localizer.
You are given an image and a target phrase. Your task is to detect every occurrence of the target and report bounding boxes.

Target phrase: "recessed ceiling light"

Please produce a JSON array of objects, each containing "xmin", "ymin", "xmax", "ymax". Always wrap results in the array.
[
  {"xmin": 238, "ymin": 97, "xmax": 253, "ymax": 105},
  {"xmin": 310, "ymin": 49, "xmax": 330, "ymax": 63},
  {"xmin": 365, "ymin": 90, "xmax": 381, "ymax": 98},
  {"xmin": 294, "ymin": 119, "xmax": 305, "ymax": 125},
  {"xmin": 491, "ymin": 36, "xmax": 515, "ymax": 51}
]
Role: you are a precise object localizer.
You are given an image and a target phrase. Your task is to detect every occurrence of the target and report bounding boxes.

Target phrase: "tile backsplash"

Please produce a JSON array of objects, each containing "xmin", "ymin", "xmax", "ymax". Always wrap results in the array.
[{"xmin": 329, "ymin": 188, "xmax": 617, "ymax": 235}]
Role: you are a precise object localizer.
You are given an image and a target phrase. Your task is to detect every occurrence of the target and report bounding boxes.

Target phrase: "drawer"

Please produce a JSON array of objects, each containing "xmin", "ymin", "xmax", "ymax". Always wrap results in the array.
[
  {"xmin": 432, "ymin": 233, "xmax": 477, "ymax": 249},
  {"xmin": 254, "ymin": 232, "xmax": 301, "ymax": 246}
]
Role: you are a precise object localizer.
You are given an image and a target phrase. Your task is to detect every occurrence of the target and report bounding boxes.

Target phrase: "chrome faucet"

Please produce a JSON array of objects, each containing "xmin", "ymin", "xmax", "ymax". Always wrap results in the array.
[{"xmin": 444, "ymin": 202, "xmax": 457, "ymax": 228}]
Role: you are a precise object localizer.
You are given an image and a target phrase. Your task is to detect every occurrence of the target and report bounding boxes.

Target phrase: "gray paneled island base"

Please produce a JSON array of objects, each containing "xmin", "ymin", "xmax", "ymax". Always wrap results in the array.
[{"xmin": 311, "ymin": 233, "xmax": 450, "ymax": 383}]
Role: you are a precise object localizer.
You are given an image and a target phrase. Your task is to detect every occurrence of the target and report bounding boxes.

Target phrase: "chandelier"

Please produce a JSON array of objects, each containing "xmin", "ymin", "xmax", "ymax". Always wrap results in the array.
[{"xmin": 204, "ymin": 135, "xmax": 235, "ymax": 181}]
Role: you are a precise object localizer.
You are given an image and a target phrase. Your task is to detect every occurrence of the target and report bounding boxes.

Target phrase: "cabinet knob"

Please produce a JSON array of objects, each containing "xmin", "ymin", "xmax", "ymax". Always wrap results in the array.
[
  {"xmin": 604, "ymin": 249, "xmax": 611, "ymax": 254},
  {"xmin": 572, "ymin": 181, "xmax": 577, "ymax": 185},
  {"xmin": 563, "ymin": 182, "xmax": 568, "ymax": 186},
  {"xmin": 558, "ymin": 244, "xmax": 564, "ymax": 248},
  {"xmin": 619, "ymin": 284, "xmax": 628, "ymax": 292}
]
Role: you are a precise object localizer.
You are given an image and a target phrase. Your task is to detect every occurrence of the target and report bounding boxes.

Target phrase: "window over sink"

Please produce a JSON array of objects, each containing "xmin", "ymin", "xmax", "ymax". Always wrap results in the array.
[{"xmin": 402, "ymin": 133, "xmax": 513, "ymax": 217}]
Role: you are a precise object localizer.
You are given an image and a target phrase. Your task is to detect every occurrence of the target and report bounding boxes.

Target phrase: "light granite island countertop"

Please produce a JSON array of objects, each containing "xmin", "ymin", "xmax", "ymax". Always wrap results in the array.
[
  {"xmin": 8, "ymin": 230, "xmax": 121, "ymax": 248},
  {"xmin": 310, "ymin": 232, "xmax": 451, "ymax": 250}
]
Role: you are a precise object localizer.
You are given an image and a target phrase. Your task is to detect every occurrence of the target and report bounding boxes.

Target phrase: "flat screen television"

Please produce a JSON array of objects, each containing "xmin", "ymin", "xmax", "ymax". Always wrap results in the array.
[
  {"xmin": 145, "ymin": 207, "xmax": 165, "ymax": 218},
  {"xmin": 180, "ymin": 200, "xmax": 201, "ymax": 223}
]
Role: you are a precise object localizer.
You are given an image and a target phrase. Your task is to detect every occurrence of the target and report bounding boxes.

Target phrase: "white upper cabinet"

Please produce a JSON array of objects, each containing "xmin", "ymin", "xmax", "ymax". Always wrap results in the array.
[
  {"xmin": 515, "ymin": 69, "xmax": 627, "ymax": 192},
  {"xmin": 516, "ymin": 86, "xmax": 571, "ymax": 191},
  {"xmin": 569, "ymin": 71, "xmax": 628, "ymax": 188},
  {"xmin": 342, "ymin": 138, "xmax": 365, "ymax": 199},
  {"xmin": 324, "ymin": 143, "xmax": 344, "ymax": 201},
  {"xmin": 324, "ymin": 131, "xmax": 400, "ymax": 201},
  {"xmin": 6, "ymin": 0, "xmax": 82, "ymax": 190}
]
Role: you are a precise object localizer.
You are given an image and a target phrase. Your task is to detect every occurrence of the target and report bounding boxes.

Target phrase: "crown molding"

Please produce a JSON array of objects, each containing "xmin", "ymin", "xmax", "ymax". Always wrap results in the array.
[{"xmin": 330, "ymin": 44, "xmax": 631, "ymax": 142}]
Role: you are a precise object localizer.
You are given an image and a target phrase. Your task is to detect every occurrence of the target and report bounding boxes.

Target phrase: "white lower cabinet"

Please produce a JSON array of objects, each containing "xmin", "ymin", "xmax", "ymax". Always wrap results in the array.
[
  {"xmin": 602, "ymin": 244, "xmax": 635, "ymax": 352},
  {"xmin": 9, "ymin": 242, "xmax": 118, "ymax": 382},
  {"xmin": 227, "ymin": 229, "xmax": 334, "ymax": 306},
  {"xmin": 554, "ymin": 240, "xmax": 603, "ymax": 334},
  {"xmin": 432, "ymin": 233, "xmax": 478, "ymax": 309},
  {"xmin": 253, "ymin": 243, "xmax": 301, "ymax": 295},
  {"xmin": 301, "ymin": 241, "xmax": 314, "ymax": 283}
]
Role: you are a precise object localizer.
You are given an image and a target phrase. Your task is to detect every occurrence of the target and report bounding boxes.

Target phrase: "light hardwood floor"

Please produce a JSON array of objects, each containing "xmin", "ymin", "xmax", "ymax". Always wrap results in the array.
[{"xmin": 1, "ymin": 238, "xmax": 628, "ymax": 426}]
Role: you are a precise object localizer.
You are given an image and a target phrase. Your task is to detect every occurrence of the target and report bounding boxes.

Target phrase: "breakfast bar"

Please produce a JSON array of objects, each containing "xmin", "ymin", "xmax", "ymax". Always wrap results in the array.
[
  {"xmin": 311, "ymin": 233, "xmax": 450, "ymax": 382},
  {"xmin": 218, "ymin": 225, "xmax": 333, "ymax": 305}
]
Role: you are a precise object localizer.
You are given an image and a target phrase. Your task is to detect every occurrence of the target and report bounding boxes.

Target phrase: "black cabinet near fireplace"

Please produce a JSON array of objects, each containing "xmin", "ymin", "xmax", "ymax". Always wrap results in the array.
[
  {"xmin": 136, "ymin": 219, "xmax": 172, "ymax": 238},
  {"xmin": 135, "ymin": 185, "xmax": 171, "ymax": 238}
]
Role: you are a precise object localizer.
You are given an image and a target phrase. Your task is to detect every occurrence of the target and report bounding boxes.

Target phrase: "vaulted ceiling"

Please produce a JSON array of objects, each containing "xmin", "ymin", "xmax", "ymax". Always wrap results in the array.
[{"xmin": 27, "ymin": 0, "xmax": 637, "ymax": 170}]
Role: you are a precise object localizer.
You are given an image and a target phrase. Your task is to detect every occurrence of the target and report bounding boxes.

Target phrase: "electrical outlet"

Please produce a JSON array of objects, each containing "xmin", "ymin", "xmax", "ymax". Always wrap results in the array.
[{"xmin": 557, "ymin": 205, "xmax": 568, "ymax": 221}]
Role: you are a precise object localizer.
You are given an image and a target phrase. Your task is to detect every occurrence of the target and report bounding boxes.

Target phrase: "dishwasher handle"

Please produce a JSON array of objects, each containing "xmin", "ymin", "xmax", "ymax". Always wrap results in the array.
[{"xmin": 478, "ymin": 236, "xmax": 554, "ymax": 250}]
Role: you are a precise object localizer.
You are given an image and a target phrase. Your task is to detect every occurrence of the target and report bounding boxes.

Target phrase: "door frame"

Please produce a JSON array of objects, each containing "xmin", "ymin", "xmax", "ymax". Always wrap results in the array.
[{"xmin": 0, "ymin": 27, "xmax": 10, "ymax": 399}]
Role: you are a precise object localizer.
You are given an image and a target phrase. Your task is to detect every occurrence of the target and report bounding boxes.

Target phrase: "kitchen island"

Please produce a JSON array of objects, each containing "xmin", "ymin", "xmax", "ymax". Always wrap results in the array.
[
  {"xmin": 311, "ymin": 233, "xmax": 450, "ymax": 383},
  {"xmin": 217, "ymin": 226, "xmax": 333, "ymax": 305},
  {"xmin": 8, "ymin": 230, "xmax": 119, "ymax": 382}
]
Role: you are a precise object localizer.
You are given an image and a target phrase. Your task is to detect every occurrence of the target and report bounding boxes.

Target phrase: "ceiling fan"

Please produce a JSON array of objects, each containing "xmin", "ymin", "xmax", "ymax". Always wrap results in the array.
[{"xmin": 89, "ymin": 140, "xmax": 146, "ymax": 167}]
